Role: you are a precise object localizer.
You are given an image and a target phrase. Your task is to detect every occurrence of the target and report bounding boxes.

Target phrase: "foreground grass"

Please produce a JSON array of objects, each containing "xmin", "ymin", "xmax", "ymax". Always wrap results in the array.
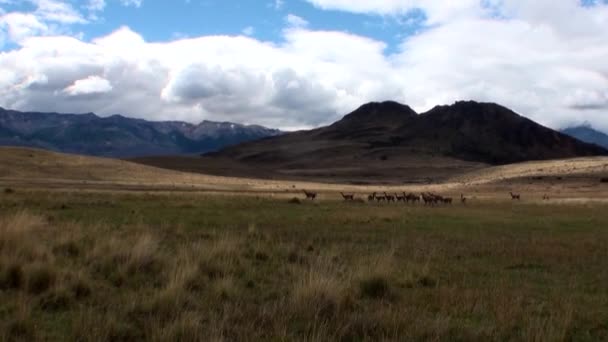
[{"xmin": 1, "ymin": 190, "xmax": 607, "ymax": 341}]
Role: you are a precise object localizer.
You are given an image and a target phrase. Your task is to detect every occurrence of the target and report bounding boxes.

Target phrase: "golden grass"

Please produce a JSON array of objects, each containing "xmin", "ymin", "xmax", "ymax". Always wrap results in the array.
[
  {"xmin": 1, "ymin": 190, "xmax": 607, "ymax": 340},
  {"xmin": 3, "ymin": 146, "xmax": 608, "ymax": 198}
]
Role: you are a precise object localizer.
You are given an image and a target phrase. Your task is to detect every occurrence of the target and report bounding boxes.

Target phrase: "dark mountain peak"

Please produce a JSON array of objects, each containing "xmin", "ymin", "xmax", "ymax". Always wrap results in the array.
[
  {"xmin": 329, "ymin": 101, "xmax": 417, "ymax": 133},
  {"xmin": 425, "ymin": 100, "xmax": 518, "ymax": 117},
  {"xmin": 349, "ymin": 100, "xmax": 417, "ymax": 119}
]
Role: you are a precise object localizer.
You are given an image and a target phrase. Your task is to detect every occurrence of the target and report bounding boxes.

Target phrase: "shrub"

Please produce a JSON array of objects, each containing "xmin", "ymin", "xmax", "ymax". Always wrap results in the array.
[
  {"xmin": 288, "ymin": 197, "xmax": 301, "ymax": 204},
  {"xmin": 1, "ymin": 264, "xmax": 24, "ymax": 290},
  {"xmin": 4, "ymin": 188, "xmax": 15, "ymax": 194},
  {"xmin": 417, "ymin": 276, "xmax": 437, "ymax": 288},
  {"xmin": 70, "ymin": 278, "xmax": 92, "ymax": 299},
  {"xmin": 359, "ymin": 275, "xmax": 391, "ymax": 299},
  {"xmin": 53, "ymin": 240, "xmax": 80, "ymax": 258},
  {"xmin": 292, "ymin": 267, "xmax": 346, "ymax": 319},
  {"xmin": 26, "ymin": 265, "xmax": 56, "ymax": 294},
  {"xmin": 39, "ymin": 288, "xmax": 72, "ymax": 312},
  {"xmin": 600, "ymin": 177, "xmax": 608, "ymax": 183},
  {"xmin": 5, "ymin": 318, "xmax": 35, "ymax": 341}
]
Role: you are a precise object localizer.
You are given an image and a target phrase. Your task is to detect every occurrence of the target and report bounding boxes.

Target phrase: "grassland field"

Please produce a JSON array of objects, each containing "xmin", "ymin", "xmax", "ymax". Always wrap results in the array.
[{"xmin": 1, "ymin": 188, "xmax": 607, "ymax": 341}]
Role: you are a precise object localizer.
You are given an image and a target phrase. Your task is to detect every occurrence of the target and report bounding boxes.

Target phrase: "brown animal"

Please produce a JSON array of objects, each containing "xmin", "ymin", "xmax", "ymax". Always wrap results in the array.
[
  {"xmin": 510, "ymin": 192, "xmax": 521, "ymax": 200},
  {"xmin": 341, "ymin": 192, "xmax": 355, "ymax": 201},
  {"xmin": 421, "ymin": 193, "xmax": 435, "ymax": 205},
  {"xmin": 406, "ymin": 193, "xmax": 419, "ymax": 204},
  {"xmin": 396, "ymin": 193, "xmax": 406, "ymax": 202},
  {"xmin": 443, "ymin": 197, "xmax": 453, "ymax": 204},
  {"xmin": 303, "ymin": 190, "xmax": 317, "ymax": 200},
  {"xmin": 461, "ymin": 194, "xmax": 467, "ymax": 205},
  {"xmin": 368, "ymin": 192, "xmax": 377, "ymax": 202},
  {"xmin": 384, "ymin": 192, "xmax": 395, "ymax": 202},
  {"xmin": 542, "ymin": 194, "xmax": 550, "ymax": 200}
]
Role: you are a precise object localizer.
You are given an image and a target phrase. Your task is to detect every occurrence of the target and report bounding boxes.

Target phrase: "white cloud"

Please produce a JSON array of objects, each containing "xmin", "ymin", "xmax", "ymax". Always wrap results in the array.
[
  {"xmin": 1, "ymin": 0, "xmax": 608, "ymax": 132},
  {"xmin": 64, "ymin": 75, "xmax": 113, "ymax": 96},
  {"xmin": 285, "ymin": 14, "xmax": 308, "ymax": 28},
  {"xmin": 273, "ymin": 0, "xmax": 284, "ymax": 10},
  {"xmin": 120, "ymin": 0, "xmax": 142, "ymax": 8},
  {"xmin": 86, "ymin": 0, "xmax": 106, "ymax": 12},
  {"xmin": 242, "ymin": 26, "xmax": 254, "ymax": 36},
  {"xmin": 0, "ymin": 12, "xmax": 49, "ymax": 42},
  {"xmin": 31, "ymin": 0, "xmax": 87, "ymax": 24}
]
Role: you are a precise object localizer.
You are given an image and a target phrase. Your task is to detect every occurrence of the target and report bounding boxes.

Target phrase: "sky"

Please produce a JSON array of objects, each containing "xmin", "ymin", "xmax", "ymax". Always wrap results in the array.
[{"xmin": 0, "ymin": 1, "xmax": 607, "ymax": 131}]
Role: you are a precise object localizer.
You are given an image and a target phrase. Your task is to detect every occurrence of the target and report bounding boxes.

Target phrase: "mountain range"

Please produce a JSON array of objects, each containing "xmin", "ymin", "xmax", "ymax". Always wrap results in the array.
[
  {"xmin": 133, "ymin": 101, "xmax": 608, "ymax": 184},
  {"xmin": 561, "ymin": 125, "xmax": 608, "ymax": 149},
  {"xmin": 0, "ymin": 107, "xmax": 282, "ymax": 158}
]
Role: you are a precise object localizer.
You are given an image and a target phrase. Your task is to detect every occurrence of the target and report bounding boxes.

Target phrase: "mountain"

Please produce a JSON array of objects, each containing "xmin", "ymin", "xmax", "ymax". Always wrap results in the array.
[
  {"xmin": 132, "ymin": 100, "xmax": 607, "ymax": 184},
  {"xmin": 561, "ymin": 125, "xmax": 608, "ymax": 149},
  {"xmin": 210, "ymin": 100, "xmax": 608, "ymax": 164},
  {"xmin": 0, "ymin": 107, "xmax": 282, "ymax": 157}
]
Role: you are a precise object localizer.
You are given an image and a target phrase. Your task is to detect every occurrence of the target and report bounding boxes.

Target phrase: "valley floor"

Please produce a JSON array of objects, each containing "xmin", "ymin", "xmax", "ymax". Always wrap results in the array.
[{"xmin": 1, "ymin": 190, "xmax": 607, "ymax": 341}]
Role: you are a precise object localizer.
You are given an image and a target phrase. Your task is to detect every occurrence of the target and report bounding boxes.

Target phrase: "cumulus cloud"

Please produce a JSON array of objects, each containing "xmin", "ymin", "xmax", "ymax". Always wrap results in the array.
[
  {"xmin": 85, "ymin": 0, "xmax": 106, "ymax": 12},
  {"xmin": 120, "ymin": 0, "xmax": 142, "ymax": 8},
  {"xmin": 31, "ymin": 0, "xmax": 87, "ymax": 24},
  {"xmin": 242, "ymin": 26, "xmax": 254, "ymax": 36},
  {"xmin": 285, "ymin": 14, "xmax": 308, "ymax": 28},
  {"xmin": 64, "ymin": 75, "xmax": 112, "ymax": 96},
  {"xmin": 0, "ymin": 12, "xmax": 48, "ymax": 42},
  {"xmin": 1, "ymin": 0, "xmax": 608, "ymax": 132}
]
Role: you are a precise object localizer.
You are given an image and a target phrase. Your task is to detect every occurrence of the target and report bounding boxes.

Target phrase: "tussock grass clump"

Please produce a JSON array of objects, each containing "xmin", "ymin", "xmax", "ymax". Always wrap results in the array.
[
  {"xmin": 25, "ymin": 264, "xmax": 56, "ymax": 294},
  {"xmin": 292, "ymin": 261, "xmax": 349, "ymax": 319},
  {"xmin": 0, "ymin": 210, "xmax": 46, "ymax": 240},
  {"xmin": 38, "ymin": 287, "xmax": 72, "ymax": 312},
  {"xmin": 128, "ymin": 234, "xmax": 160, "ymax": 273},
  {"xmin": 0, "ymin": 263, "xmax": 24, "ymax": 290},
  {"xmin": 359, "ymin": 275, "xmax": 391, "ymax": 299},
  {"xmin": 356, "ymin": 252, "xmax": 395, "ymax": 300},
  {"xmin": 288, "ymin": 197, "xmax": 301, "ymax": 204}
]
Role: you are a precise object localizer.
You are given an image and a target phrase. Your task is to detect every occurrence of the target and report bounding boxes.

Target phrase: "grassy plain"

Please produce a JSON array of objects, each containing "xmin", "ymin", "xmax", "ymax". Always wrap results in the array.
[{"xmin": 1, "ymin": 189, "xmax": 607, "ymax": 341}]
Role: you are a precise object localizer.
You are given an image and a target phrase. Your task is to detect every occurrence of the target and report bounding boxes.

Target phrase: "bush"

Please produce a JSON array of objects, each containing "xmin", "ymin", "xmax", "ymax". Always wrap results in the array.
[
  {"xmin": 26, "ymin": 265, "xmax": 56, "ymax": 294},
  {"xmin": 359, "ymin": 275, "xmax": 391, "ymax": 299},
  {"xmin": 39, "ymin": 288, "xmax": 72, "ymax": 312},
  {"xmin": 3, "ymin": 188, "xmax": 15, "ymax": 194},
  {"xmin": 417, "ymin": 276, "xmax": 437, "ymax": 288},
  {"xmin": 600, "ymin": 178, "xmax": 608, "ymax": 183},
  {"xmin": 288, "ymin": 197, "xmax": 301, "ymax": 204},
  {"xmin": 5, "ymin": 318, "xmax": 35, "ymax": 341},
  {"xmin": 70, "ymin": 278, "xmax": 92, "ymax": 299},
  {"xmin": 0, "ymin": 264, "xmax": 24, "ymax": 290}
]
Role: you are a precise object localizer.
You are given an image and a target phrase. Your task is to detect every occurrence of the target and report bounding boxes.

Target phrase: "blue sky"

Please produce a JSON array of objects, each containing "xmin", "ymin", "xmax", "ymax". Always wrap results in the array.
[
  {"xmin": 0, "ymin": 0, "xmax": 424, "ymax": 54},
  {"xmin": 0, "ymin": 0, "xmax": 608, "ymax": 131}
]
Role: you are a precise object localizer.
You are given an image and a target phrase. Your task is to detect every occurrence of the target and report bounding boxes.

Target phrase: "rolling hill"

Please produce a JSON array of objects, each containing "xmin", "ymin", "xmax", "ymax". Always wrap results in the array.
[
  {"xmin": 134, "ymin": 101, "xmax": 608, "ymax": 184},
  {"xmin": 0, "ymin": 107, "xmax": 282, "ymax": 157}
]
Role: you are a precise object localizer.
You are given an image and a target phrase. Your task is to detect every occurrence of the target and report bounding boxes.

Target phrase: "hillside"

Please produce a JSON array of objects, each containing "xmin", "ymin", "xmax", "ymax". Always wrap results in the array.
[
  {"xmin": 0, "ymin": 107, "xmax": 281, "ymax": 157},
  {"xmin": 562, "ymin": 125, "xmax": 608, "ymax": 149},
  {"xmin": 133, "ymin": 101, "xmax": 607, "ymax": 184}
]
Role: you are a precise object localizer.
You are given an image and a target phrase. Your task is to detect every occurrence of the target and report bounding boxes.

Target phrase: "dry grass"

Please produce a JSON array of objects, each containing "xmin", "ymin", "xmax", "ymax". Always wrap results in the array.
[{"xmin": 0, "ymin": 190, "xmax": 607, "ymax": 340}]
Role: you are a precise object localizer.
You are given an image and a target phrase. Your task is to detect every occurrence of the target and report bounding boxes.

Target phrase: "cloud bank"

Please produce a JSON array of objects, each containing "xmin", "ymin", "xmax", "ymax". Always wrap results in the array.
[{"xmin": 0, "ymin": 0, "xmax": 607, "ymax": 131}]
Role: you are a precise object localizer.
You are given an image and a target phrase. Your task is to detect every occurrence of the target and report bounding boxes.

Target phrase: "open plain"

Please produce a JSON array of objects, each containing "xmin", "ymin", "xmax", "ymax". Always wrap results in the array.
[{"xmin": 1, "ymin": 147, "xmax": 608, "ymax": 340}]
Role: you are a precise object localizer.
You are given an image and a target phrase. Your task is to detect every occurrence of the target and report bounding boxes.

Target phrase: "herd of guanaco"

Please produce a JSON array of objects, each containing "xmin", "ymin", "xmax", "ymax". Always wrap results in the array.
[
  {"xmin": 300, "ymin": 190, "xmax": 544, "ymax": 203},
  {"xmin": 303, "ymin": 190, "xmax": 469, "ymax": 204}
]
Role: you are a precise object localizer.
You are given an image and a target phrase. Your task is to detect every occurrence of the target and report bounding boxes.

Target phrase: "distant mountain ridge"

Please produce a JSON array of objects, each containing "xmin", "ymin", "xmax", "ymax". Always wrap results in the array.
[
  {"xmin": 561, "ymin": 125, "xmax": 608, "ymax": 149},
  {"xmin": 211, "ymin": 100, "xmax": 608, "ymax": 165},
  {"xmin": 132, "ymin": 100, "xmax": 608, "ymax": 184},
  {"xmin": 0, "ymin": 107, "xmax": 282, "ymax": 157}
]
